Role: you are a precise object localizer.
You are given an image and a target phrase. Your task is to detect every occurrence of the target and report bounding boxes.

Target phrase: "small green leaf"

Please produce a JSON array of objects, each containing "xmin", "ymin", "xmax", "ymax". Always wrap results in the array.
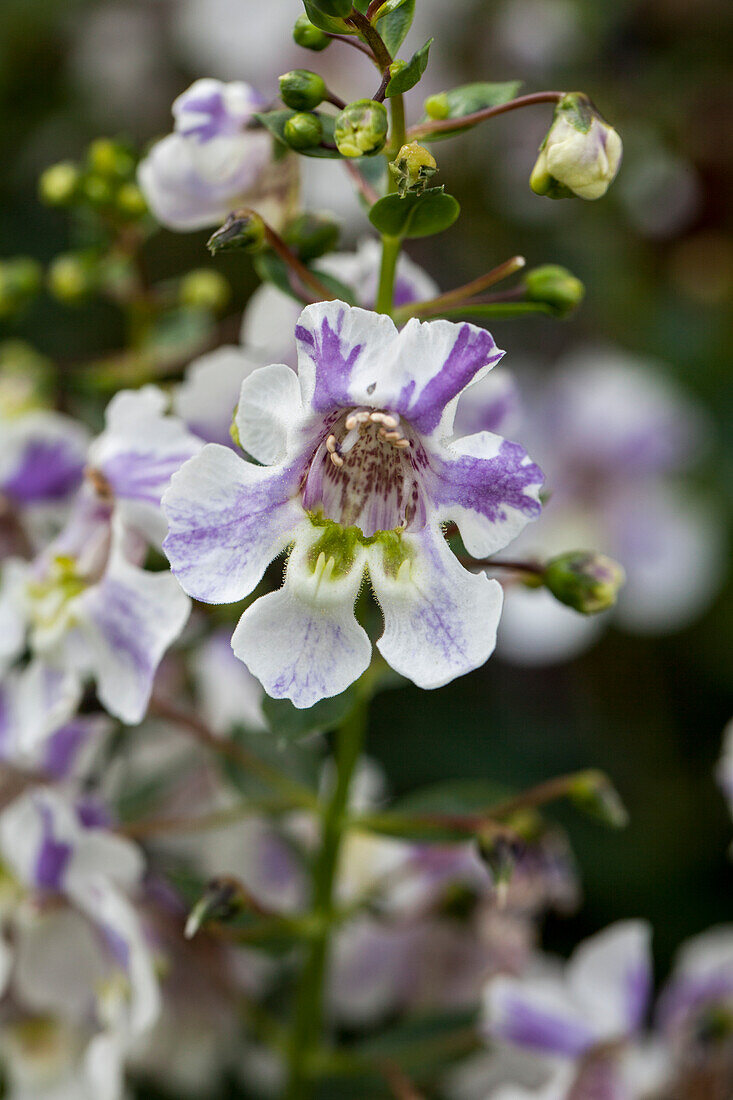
[
  {"xmin": 375, "ymin": 0, "xmax": 415, "ymax": 55},
  {"xmin": 255, "ymin": 110, "xmax": 340, "ymax": 158},
  {"xmin": 263, "ymin": 687, "xmax": 359, "ymax": 739},
  {"xmin": 302, "ymin": 0, "xmax": 355, "ymax": 34},
  {"xmin": 368, "ymin": 186, "xmax": 460, "ymax": 239},
  {"xmin": 423, "ymin": 80, "xmax": 523, "ymax": 139},
  {"xmin": 254, "ymin": 251, "xmax": 356, "ymax": 305},
  {"xmin": 386, "ymin": 37, "xmax": 432, "ymax": 97}
]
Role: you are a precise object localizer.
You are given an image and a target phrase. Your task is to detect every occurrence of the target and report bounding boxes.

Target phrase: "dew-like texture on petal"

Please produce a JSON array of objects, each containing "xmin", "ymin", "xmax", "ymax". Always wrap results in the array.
[
  {"xmin": 432, "ymin": 432, "xmax": 544, "ymax": 558},
  {"xmin": 234, "ymin": 362, "xmax": 305, "ymax": 465},
  {"xmin": 567, "ymin": 920, "xmax": 652, "ymax": 1040},
  {"xmin": 163, "ymin": 444, "xmax": 304, "ymax": 603},
  {"xmin": 368, "ymin": 525, "xmax": 504, "ymax": 690},
  {"xmin": 66, "ymin": 544, "xmax": 191, "ymax": 725},
  {"xmin": 486, "ymin": 972, "xmax": 596, "ymax": 1057},
  {"xmin": 174, "ymin": 345, "xmax": 265, "ymax": 446},
  {"xmin": 295, "ymin": 303, "xmax": 503, "ymax": 440},
  {"xmin": 232, "ymin": 529, "xmax": 371, "ymax": 708}
]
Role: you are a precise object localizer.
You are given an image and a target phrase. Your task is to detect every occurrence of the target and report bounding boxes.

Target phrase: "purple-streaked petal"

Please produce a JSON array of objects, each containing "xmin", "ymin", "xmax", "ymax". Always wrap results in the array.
[
  {"xmin": 568, "ymin": 921, "xmax": 652, "ymax": 1040},
  {"xmin": 59, "ymin": 537, "xmax": 190, "ymax": 724},
  {"xmin": 232, "ymin": 526, "xmax": 372, "ymax": 708},
  {"xmin": 163, "ymin": 444, "xmax": 305, "ymax": 604},
  {"xmin": 432, "ymin": 433, "xmax": 544, "ymax": 558},
  {"xmin": 486, "ymin": 974, "xmax": 596, "ymax": 1057},
  {"xmin": 1, "ymin": 412, "xmax": 88, "ymax": 504},
  {"xmin": 368, "ymin": 524, "xmax": 504, "ymax": 690},
  {"xmin": 172, "ymin": 79, "xmax": 263, "ymax": 141}
]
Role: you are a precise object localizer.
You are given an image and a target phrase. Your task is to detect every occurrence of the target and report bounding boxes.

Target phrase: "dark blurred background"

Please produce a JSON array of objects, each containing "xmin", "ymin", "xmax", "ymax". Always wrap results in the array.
[{"xmin": 1, "ymin": 0, "xmax": 731, "ymax": 976}]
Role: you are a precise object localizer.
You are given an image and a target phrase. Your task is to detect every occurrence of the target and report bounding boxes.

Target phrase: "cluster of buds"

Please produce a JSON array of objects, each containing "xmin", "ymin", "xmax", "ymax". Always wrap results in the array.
[{"xmin": 39, "ymin": 137, "xmax": 147, "ymax": 220}]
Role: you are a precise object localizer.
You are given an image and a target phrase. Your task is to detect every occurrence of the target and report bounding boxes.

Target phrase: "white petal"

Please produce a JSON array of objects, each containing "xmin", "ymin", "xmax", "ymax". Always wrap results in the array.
[
  {"xmin": 0, "ymin": 557, "xmax": 29, "ymax": 673},
  {"xmin": 191, "ymin": 628, "xmax": 267, "ymax": 734},
  {"xmin": 163, "ymin": 443, "xmax": 304, "ymax": 604},
  {"xmin": 66, "ymin": 543, "xmax": 191, "ymax": 724},
  {"xmin": 234, "ymin": 362, "xmax": 304, "ymax": 465},
  {"xmin": 368, "ymin": 525, "xmax": 503, "ymax": 690},
  {"xmin": 484, "ymin": 970, "xmax": 595, "ymax": 1057},
  {"xmin": 14, "ymin": 660, "xmax": 82, "ymax": 761},
  {"xmin": 174, "ymin": 345, "xmax": 265, "ymax": 446},
  {"xmin": 568, "ymin": 920, "xmax": 652, "ymax": 1040},
  {"xmin": 240, "ymin": 282, "xmax": 302, "ymax": 363},
  {"xmin": 232, "ymin": 525, "xmax": 371, "ymax": 708}
]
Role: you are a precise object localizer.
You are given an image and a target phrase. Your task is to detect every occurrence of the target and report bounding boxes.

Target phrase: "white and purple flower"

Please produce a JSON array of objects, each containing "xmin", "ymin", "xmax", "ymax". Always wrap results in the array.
[
  {"xmin": 483, "ymin": 921, "xmax": 655, "ymax": 1093},
  {"xmin": 138, "ymin": 78, "xmax": 296, "ymax": 232},
  {"xmin": 163, "ymin": 301, "xmax": 543, "ymax": 707}
]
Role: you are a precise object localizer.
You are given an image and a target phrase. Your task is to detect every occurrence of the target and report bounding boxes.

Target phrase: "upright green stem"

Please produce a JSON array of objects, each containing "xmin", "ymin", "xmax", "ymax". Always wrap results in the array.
[
  {"xmin": 284, "ymin": 696, "xmax": 368, "ymax": 1100},
  {"xmin": 375, "ymin": 93, "xmax": 407, "ymax": 317}
]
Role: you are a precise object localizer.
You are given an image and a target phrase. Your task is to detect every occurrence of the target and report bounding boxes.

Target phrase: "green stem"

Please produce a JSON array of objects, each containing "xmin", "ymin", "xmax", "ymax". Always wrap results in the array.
[
  {"xmin": 375, "ymin": 93, "xmax": 407, "ymax": 317},
  {"xmin": 284, "ymin": 695, "xmax": 368, "ymax": 1100}
]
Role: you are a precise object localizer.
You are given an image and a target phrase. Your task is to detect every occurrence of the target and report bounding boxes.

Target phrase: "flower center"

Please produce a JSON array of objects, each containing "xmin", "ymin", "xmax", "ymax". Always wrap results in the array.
[{"xmin": 302, "ymin": 407, "xmax": 427, "ymax": 538}]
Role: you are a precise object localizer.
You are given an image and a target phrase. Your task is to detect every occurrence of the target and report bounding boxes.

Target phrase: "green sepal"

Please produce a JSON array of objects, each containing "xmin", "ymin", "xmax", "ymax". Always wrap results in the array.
[
  {"xmin": 422, "ymin": 80, "xmax": 523, "ymax": 139},
  {"xmin": 386, "ymin": 37, "xmax": 432, "ymax": 97},
  {"xmin": 263, "ymin": 687, "xmax": 359, "ymax": 740},
  {"xmin": 253, "ymin": 251, "xmax": 356, "ymax": 306},
  {"xmin": 255, "ymin": 109, "xmax": 340, "ymax": 158},
  {"xmin": 374, "ymin": 0, "xmax": 415, "ymax": 56},
  {"xmin": 368, "ymin": 186, "xmax": 459, "ymax": 239}
]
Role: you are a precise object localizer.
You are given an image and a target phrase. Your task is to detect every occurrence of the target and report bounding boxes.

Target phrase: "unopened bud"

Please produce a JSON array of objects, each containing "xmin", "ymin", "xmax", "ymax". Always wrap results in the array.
[
  {"xmin": 82, "ymin": 175, "xmax": 115, "ymax": 208},
  {"xmin": 116, "ymin": 182, "xmax": 148, "ymax": 219},
  {"xmin": 524, "ymin": 264, "xmax": 585, "ymax": 317},
  {"xmin": 282, "ymin": 212, "xmax": 340, "ymax": 261},
  {"xmin": 307, "ymin": 0, "xmax": 353, "ymax": 16},
  {"xmin": 185, "ymin": 876, "xmax": 250, "ymax": 939},
  {"xmin": 279, "ymin": 69, "xmax": 327, "ymax": 111},
  {"xmin": 179, "ymin": 269, "xmax": 230, "ymax": 312},
  {"xmin": 389, "ymin": 141, "xmax": 438, "ymax": 197},
  {"xmin": 47, "ymin": 253, "xmax": 98, "ymax": 303},
  {"xmin": 334, "ymin": 99, "xmax": 389, "ymax": 158},
  {"xmin": 207, "ymin": 209, "xmax": 267, "ymax": 255},
  {"xmin": 87, "ymin": 138, "xmax": 135, "ymax": 180},
  {"xmin": 0, "ymin": 259, "xmax": 42, "ymax": 317},
  {"xmin": 530, "ymin": 92, "xmax": 622, "ymax": 201},
  {"xmin": 283, "ymin": 111, "xmax": 324, "ymax": 150},
  {"xmin": 424, "ymin": 92, "xmax": 450, "ymax": 120},
  {"xmin": 569, "ymin": 770, "xmax": 628, "ymax": 828},
  {"xmin": 544, "ymin": 551, "xmax": 625, "ymax": 614},
  {"xmin": 39, "ymin": 161, "xmax": 80, "ymax": 207},
  {"xmin": 477, "ymin": 831, "xmax": 518, "ymax": 907},
  {"xmin": 293, "ymin": 14, "xmax": 331, "ymax": 51}
]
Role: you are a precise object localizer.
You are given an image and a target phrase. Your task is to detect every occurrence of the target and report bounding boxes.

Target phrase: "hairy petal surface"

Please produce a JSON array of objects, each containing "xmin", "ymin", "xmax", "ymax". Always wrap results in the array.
[
  {"xmin": 163, "ymin": 444, "xmax": 304, "ymax": 604},
  {"xmin": 368, "ymin": 525, "xmax": 504, "ymax": 690},
  {"xmin": 232, "ymin": 526, "xmax": 371, "ymax": 708}
]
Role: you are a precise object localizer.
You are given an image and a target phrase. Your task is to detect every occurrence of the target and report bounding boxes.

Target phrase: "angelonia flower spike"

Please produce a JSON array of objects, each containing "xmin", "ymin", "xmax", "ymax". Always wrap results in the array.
[{"xmin": 0, "ymin": 5, "xmax": 726, "ymax": 1100}]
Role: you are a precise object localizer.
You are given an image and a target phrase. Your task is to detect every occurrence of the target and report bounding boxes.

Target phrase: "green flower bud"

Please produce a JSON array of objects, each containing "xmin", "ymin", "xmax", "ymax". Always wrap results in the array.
[
  {"xmin": 389, "ymin": 141, "xmax": 438, "ymax": 197},
  {"xmin": 282, "ymin": 212, "xmax": 340, "ymax": 261},
  {"xmin": 293, "ymin": 14, "xmax": 331, "ymax": 51},
  {"xmin": 38, "ymin": 161, "xmax": 80, "ymax": 206},
  {"xmin": 334, "ymin": 99, "xmax": 388, "ymax": 158},
  {"xmin": 82, "ymin": 174, "xmax": 115, "ymax": 208},
  {"xmin": 530, "ymin": 92, "xmax": 622, "ymax": 201},
  {"xmin": 283, "ymin": 111, "xmax": 324, "ymax": 150},
  {"xmin": 47, "ymin": 253, "xmax": 98, "ymax": 304},
  {"xmin": 568, "ymin": 770, "xmax": 628, "ymax": 829},
  {"xmin": 179, "ymin": 269, "xmax": 231, "ymax": 312},
  {"xmin": 523, "ymin": 264, "xmax": 585, "ymax": 317},
  {"xmin": 279, "ymin": 69, "xmax": 327, "ymax": 111},
  {"xmin": 207, "ymin": 210, "xmax": 267, "ymax": 255},
  {"xmin": 87, "ymin": 138, "xmax": 135, "ymax": 180},
  {"xmin": 544, "ymin": 550, "xmax": 626, "ymax": 614},
  {"xmin": 116, "ymin": 182, "xmax": 148, "ymax": 220},
  {"xmin": 424, "ymin": 92, "xmax": 450, "ymax": 120},
  {"xmin": 0, "ymin": 259, "xmax": 43, "ymax": 317},
  {"xmin": 184, "ymin": 876, "xmax": 251, "ymax": 940},
  {"xmin": 308, "ymin": 0, "xmax": 353, "ymax": 17}
]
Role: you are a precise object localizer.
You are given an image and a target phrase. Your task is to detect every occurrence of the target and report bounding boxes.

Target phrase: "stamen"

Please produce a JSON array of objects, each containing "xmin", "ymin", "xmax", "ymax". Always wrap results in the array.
[
  {"xmin": 344, "ymin": 411, "xmax": 371, "ymax": 431},
  {"xmin": 394, "ymin": 438, "xmax": 411, "ymax": 448},
  {"xmin": 329, "ymin": 451, "xmax": 344, "ymax": 467},
  {"xmin": 369, "ymin": 411, "xmax": 399, "ymax": 428},
  {"xmin": 382, "ymin": 430, "xmax": 403, "ymax": 442},
  {"xmin": 326, "ymin": 434, "xmax": 338, "ymax": 453}
]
